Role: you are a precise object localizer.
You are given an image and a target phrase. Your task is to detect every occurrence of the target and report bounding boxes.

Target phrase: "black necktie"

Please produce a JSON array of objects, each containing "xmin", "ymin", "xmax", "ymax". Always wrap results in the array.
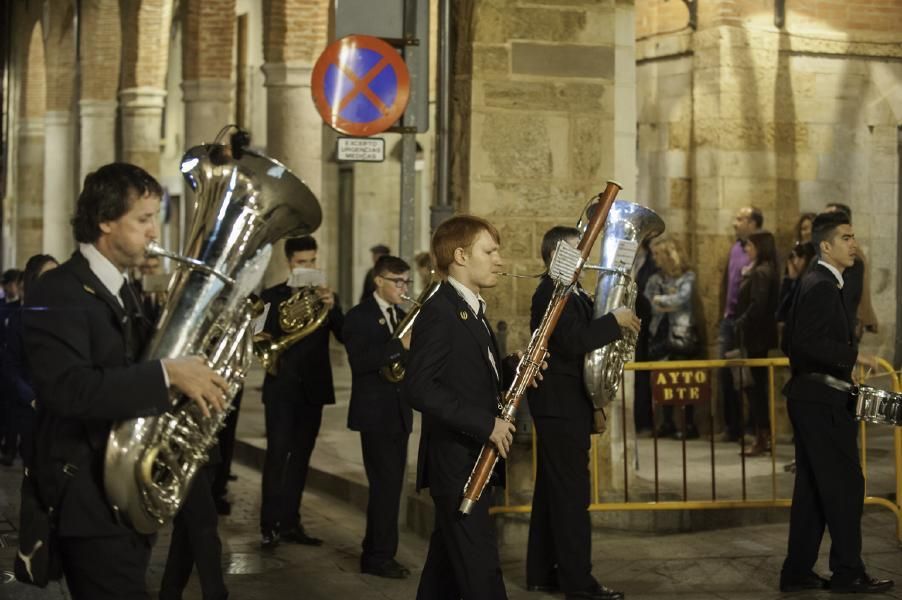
[{"xmin": 388, "ymin": 306, "xmax": 399, "ymax": 332}]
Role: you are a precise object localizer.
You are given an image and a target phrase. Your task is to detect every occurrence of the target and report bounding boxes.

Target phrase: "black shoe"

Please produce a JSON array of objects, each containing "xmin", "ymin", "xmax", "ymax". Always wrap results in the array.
[
  {"xmin": 214, "ymin": 496, "xmax": 231, "ymax": 516},
  {"xmin": 779, "ymin": 571, "xmax": 829, "ymax": 592},
  {"xmin": 361, "ymin": 558, "xmax": 410, "ymax": 579},
  {"xmin": 566, "ymin": 583, "xmax": 625, "ymax": 600},
  {"xmin": 261, "ymin": 529, "xmax": 280, "ymax": 550},
  {"xmin": 280, "ymin": 525, "xmax": 323, "ymax": 546},
  {"xmin": 227, "ymin": 473, "xmax": 238, "ymax": 481},
  {"xmin": 830, "ymin": 574, "xmax": 894, "ymax": 594},
  {"xmin": 528, "ymin": 583, "xmax": 559, "ymax": 592}
]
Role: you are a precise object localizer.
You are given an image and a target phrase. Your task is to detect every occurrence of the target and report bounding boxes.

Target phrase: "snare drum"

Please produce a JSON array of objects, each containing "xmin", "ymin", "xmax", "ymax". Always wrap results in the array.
[{"xmin": 854, "ymin": 385, "xmax": 902, "ymax": 426}]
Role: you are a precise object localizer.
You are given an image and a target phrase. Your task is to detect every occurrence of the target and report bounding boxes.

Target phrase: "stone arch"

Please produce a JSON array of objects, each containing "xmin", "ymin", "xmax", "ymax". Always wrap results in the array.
[{"xmin": 14, "ymin": 18, "xmax": 48, "ymax": 263}]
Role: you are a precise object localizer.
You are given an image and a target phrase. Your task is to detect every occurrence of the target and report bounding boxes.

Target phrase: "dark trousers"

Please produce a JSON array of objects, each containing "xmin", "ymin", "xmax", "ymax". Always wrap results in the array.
[
  {"xmin": 718, "ymin": 318, "xmax": 742, "ymax": 438},
  {"xmin": 260, "ymin": 398, "xmax": 323, "ymax": 532},
  {"xmin": 417, "ymin": 492, "xmax": 507, "ymax": 600},
  {"xmin": 783, "ymin": 398, "xmax": 865, "ymax": 583},
  {"xmin": 526, "ymin": 415, "xmax": 595, "ymax": 594},
  {"xmin": 633, "ymin": 371, "xmax": 654, "ymax": 432},
  {"xmin": 160, "ymin": 466, "xmax": 228, "ymax": 600},
  {"xmin": 59, "ymin": 532, "xmax": 153, "ymax": 600},
  {"xmin": 660, "ymin": 404, "xmax": 696, "ymax": 430},
  {"xmin": 747, "ymin": 365, "xmax": 770, "ymax": 430},
  {"xmin": 360, "ymin": 431, "xmax": 409, "ymax": 568},
  {"xmin": 213, "ymin": 390, "xmax": 242, "ymax": 500}
]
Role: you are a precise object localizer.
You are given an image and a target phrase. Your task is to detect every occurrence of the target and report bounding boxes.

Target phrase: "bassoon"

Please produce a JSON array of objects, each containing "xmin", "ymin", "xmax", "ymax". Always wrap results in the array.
[{"xmin": 459, "ymin": 180, "xmax": 623, "ymax": 515}]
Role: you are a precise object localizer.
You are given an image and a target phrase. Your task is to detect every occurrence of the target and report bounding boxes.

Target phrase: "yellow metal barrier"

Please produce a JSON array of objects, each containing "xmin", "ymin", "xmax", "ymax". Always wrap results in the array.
[{"xmin": 492, "ymin": 356, "xmax": 902, "ymax": 543}]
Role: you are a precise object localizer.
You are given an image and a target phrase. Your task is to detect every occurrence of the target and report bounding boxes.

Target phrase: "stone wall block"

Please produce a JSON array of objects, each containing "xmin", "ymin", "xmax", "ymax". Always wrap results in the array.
[
  {"xmin": 504, "ymin": 8, "xmax": 590, "ymax": 43},
  {"xmin": 476, "ymin": 112, "xmax": 554, "ymax": 181},
  {"xmin": 570, "ymin": 114, "xmax": 604, "ymax": 181},
  {"xmin": 480, "ymin": 80, "xmax": 607, "ymax": 112},
  {"xmin": 668, "ymin": 121, "xmax": 690, "ymax": 150},
  {"xmin": 473, "ymin": 45, "xmax": 510, "ymax": 77},
  {"xmin": 669, "ymin": 178, "xmax": 691, "ymax": 209},
  {"xmin": 512, "ymin": 42, "xmax": 614, "ymax": 79}
]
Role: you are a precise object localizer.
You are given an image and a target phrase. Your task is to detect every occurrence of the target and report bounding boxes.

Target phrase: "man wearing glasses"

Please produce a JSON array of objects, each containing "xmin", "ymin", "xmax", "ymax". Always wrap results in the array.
[{"xmin": 342, "ymin": 255, "xmax": 414, "ymax": 578}]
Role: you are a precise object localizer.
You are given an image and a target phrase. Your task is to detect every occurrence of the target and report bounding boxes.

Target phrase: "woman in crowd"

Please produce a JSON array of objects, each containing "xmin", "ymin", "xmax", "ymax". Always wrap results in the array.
[
  {"xmin": 793, "ymin": 212, "xmax": 816, "ymax": 246},
  {"xmin": 2, "ymin": 253, "xmax": 58, "ymax": 468},
  {"xmin": 776, "ymin": 241, "xmax": 816, "ymax": 326},
  {"xmin": 645, "ymin": 238, "xmax": 700, "ymax": 440},
  {"xmin": 734, "ymin": 231, "xmax": 780, "ymax": 456}
]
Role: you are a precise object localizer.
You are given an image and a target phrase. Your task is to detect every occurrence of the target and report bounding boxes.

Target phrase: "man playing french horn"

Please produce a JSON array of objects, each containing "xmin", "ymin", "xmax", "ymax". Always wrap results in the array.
[
  {"xmin": 342, "ymin": 255, "xmax": 414, "ymax": 579},
  {"xmin": 258, "ymin": 235, "xmax": 344, "ymax": 550},
  {"xmin": 21, "ymin": 163, "xmax": 228, "ymax": 599}
]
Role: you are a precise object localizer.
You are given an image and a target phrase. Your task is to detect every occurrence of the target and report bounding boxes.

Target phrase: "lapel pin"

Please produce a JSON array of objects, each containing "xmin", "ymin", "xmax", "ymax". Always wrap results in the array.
[
  {"xmin": 83, "ymin": 284, "xmax": 97, "ymax": 295},
  {"xmin": 378, "ymin": 318, "xmax": 386, "ymax": 325},
  {"xmin": 460, "ymin": 311, "xmax": 469, "ymax": 320}
]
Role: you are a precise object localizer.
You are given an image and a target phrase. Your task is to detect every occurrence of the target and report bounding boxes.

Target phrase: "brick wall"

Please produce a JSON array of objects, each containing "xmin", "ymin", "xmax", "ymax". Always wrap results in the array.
[
  {"xmin": 20, "ymin": 23, "xmax": 46, "ymax": 118},
  {"xmin": 183, "ymin": 0, "xmax": 236, "ymax": 80},
  {"xmin": 80, "ymin": 0, "xmax": 121, "ymax": 100},
  {"xmin": 121, "ymin": 0, "xmax": 172, "ymax": 89},
  {"xmin": 43, "ymin": 3, "xmax": 75, "ymax": 111},
  {"xmin": 262, "ymin": 0, "xmax": 329, "ymax": 64}
]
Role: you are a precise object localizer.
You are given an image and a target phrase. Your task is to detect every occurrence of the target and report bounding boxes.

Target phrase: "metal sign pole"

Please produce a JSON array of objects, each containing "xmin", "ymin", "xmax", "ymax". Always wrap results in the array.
[{"xmin": 399, "ymin": 0, "xmax": 418, "ymax": 265}]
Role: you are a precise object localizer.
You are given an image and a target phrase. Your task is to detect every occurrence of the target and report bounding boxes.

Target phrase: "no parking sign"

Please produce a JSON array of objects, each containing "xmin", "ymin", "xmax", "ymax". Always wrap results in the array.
[{"xmin": 311, "ymin": 35, "xmax": 411, "ymax": 137}]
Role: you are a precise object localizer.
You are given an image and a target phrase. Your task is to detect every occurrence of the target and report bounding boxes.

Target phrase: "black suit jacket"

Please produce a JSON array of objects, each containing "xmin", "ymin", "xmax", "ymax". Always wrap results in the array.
[
  {"xmin": 784, "ymin": 263, "xmax": 858, "ymax": 404},
  {"xmin": 25, "ymin": 251, "xmax": 170, "ymax": 537},
  {"xmin": 260, "ymin": 282, "xmax": 344, "ymax": 405},
  {"xmin": 343, "ymin": 295, "xmax": 412, "ymax": 433},
  {"xmin": 401, "ymin": 281, "xmax": 505, "ymax": 496},
  {"xmin": 527, "ymin": 276, "xmax": 621, "ymax": 419}
]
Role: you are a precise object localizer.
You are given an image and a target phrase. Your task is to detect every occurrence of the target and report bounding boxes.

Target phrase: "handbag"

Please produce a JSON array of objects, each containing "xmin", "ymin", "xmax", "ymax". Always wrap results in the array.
[{"xmin": 14, "ymin": 470, "xmax": 63, "ymax": 587}]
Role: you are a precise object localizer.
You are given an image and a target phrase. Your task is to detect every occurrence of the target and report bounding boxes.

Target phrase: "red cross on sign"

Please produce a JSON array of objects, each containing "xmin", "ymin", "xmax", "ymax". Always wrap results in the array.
[{"xmin": 311, "ymin": 35, "xmax": 411, "ymax": 137}]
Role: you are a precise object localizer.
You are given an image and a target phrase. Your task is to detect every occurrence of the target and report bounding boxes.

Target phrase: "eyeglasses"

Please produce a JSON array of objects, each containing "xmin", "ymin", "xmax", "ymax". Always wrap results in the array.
[{"xmin": 381, "ymin": 276, "xmax": 412, "ymax": 288}]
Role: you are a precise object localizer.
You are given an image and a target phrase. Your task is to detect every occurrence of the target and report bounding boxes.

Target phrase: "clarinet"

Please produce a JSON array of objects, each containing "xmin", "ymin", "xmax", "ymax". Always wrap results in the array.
[{"xmin": 458, "ymin": 180, "xmax": 623, "ymax": 515}]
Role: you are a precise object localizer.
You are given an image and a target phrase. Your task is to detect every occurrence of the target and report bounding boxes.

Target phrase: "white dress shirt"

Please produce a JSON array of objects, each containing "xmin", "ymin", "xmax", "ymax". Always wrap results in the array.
[
  {"xmin": 373, "ymin": 291, "xmax": 398, "ymax": 333},
  {"xmin": 817, "ymin": 260, "xmax": 844, "ymax": 289},
  {"xmin": 447, "ymin": 276, "xmax": 498, "ymax": 380}
]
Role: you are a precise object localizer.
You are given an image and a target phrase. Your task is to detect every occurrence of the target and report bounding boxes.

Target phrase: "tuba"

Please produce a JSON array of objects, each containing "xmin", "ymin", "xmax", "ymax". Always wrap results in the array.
[
  {"xmin": 104, "ymin": 133, "xmax": 322, "ymax": 534},
  {"xmin": 253, "ymin": 284, "xmax": 330, "ymax": 376},
  {"xmin": 379, "ymin": 278, "xmax": 441, "ymax": 383},
  {"xmin": 583, "ymin": 201, "xmax": 664, "ymax": 432}
]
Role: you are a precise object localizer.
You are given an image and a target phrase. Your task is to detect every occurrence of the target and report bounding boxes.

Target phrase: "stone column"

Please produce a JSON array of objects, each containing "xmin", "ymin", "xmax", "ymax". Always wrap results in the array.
[
  {"xmin": 42, "ymin": 111, "xmax": 76, "ymax": 259},
  {"xmin": 78, "ymin": 99, "xmax": 118, "ymax": 184},
  {"xmin": 120, "ymin": 87, "xmax": 167, "ymax": 177},
  {"xmin": 181, "ymin": 79, "xmax": 234, "ymax": 148},
  {"xmin": 261, "ymin": 62, "xmax": 327, "ymax": 287},
  {"xmin": 15, "ymin": 119, "xmax": 45, "ymax": 262}
]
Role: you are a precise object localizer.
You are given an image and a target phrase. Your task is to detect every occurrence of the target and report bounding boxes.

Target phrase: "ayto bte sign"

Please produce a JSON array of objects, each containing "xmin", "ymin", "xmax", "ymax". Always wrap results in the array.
[{"xmin": 651, "ymin": 368, "xmax": 711, "ymax": 405}]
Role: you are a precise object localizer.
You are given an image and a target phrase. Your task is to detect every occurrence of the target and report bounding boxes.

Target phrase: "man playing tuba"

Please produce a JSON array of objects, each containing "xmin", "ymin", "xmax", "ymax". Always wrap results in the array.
[
  {"xmin": 258, "ymin": 235, "xmax": 344, "ymax": 550},
  {"xmin": 526, "ymin": 226, "xmax": 639, "ymax": 600}
]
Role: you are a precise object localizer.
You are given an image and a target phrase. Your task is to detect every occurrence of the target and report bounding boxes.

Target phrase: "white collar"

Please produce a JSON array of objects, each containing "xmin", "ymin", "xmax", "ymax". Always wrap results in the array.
[
  {"xmin": 373, "ymin": 290, "xmax": 396, "ymax": 317},
  {"xmin": 447, "ymin": 276, "xmax": 486, "ymax": 316},
  {"xmin": 80, "ymin": 243, "xmax": 127, "ymax": 302},
  {"xmin": 817, "ymin": 260, "xmax": 844, "ymax": 289}
]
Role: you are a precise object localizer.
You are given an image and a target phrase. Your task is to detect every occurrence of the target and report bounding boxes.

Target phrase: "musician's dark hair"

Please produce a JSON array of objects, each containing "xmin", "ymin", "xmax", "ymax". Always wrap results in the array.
[
  {"xmin": 826, "ymin": 202, "xmax": 852, "ymax": 222},
  {"xmin": 541, "ymin": 226, "xmax": 580, "ymax": 267},
  {"xmin": 23, "ymin": 254, "xmax": 59, "ymax": 298},
  {"xmin": 373, "ymin": 255, "xmax": 410, "ymax": 277},
  {"xmin": 431, "ymin": 215, "xmax": 500, "ymax": 276},
  {"xmin": 72, "ymin": 163, "xmax": 163, "ymax": 243},
  {"xmin": 811, "ymin": 211, "xmax": 850, "ymax": 257},
  {"xmin": 284, "ymin": 235, "xmax": 317, "ymax": 258}
]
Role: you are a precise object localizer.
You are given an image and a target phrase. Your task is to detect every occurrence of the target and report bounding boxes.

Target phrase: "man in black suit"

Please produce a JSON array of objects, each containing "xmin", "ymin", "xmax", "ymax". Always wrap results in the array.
[
  {"xmin": 526, "ymin": 227, "xmax": 638, "ymax": 600},
  {"xmin": 780, "ymin": 211, "xmax": 893, "ymax": 594},
  {"xmin": 403, "ymin": 214, "xmax": 534, "ymax": 600},
  {"xmin": 24, "ymin": 163, "xmax": 228, "ymax": 600},
  {"xmin": 343, "ymin": 255, "xmax": 414, "ymax": 578},
  {"xmin": 259, "ymin": 235, "xmax": 344, "ymax": 549}
]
